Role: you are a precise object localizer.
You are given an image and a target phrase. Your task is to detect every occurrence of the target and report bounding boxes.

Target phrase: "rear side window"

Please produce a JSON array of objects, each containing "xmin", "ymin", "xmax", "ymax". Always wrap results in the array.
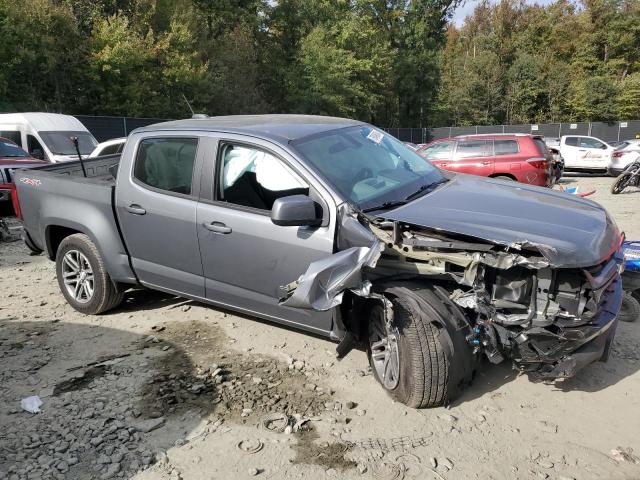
[
  {"xmin": 100, "ymin": 144, "xmax": 120, "ymax": 156},
  {"xmin": 455, "ymin": 140, "xmax": 490, "ymax": 159},
  {"xmin": 532, "ymin": 138, "xmax": 549, "ymax": 155},
  {"xmin": 564, "ymin": 137, "xmax": 579, "ymax": 147},
  {"xmin": 0, "ymin": 131, "xmax": 21, "ymax": 145},
  {"xmin": 493, "ymin": 140, "xmax": 519, "ymax": 155},
  {"xmin": 134, "ymin": 138, "xmax": 198, "ymax": 195}
]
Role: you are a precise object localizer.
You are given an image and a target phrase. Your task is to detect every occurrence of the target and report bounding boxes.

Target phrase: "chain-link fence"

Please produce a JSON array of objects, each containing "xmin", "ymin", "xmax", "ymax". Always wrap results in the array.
[
  {"xmin": 384, "ymin": 120, "xmax": 640, "ymax": 144},
  {"xmin": 75, "ymin": 115, "xmax": 640, "ymax": 145}
]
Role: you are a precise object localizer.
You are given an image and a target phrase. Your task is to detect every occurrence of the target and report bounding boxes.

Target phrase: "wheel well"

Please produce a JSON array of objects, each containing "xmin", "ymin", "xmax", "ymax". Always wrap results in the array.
[
  {"xmin": 46, "ymin": 226, "xmax": 82, "ymax": 260},
  {"xmin": 489, "ymin": 173, "xmax": 517, "ymax": 181}
]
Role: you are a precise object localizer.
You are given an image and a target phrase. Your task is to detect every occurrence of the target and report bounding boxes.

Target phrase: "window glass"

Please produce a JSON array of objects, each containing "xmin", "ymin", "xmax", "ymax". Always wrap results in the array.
[
  {"xmin": 580, "ymin": 137, "xmax": 605, "ymax": 149},
  {"xmin": 420, "ymin": 141, "xmax": 454, "ymax": 160},
  {"xmin": 39, "ymin": 131, "xmax": 97, "ymax": 156},
  {"xmin": 219, "ymin": 144, "xmax": 308, "ymax": 211},
  {"xmin": 27, "ymin": 135, "xmax": 46, "ymax": 159},
  {"xmin": 0, "ymin": 139, "xmax": 29, "ymax": 158},
  {"xmin": 292, "ymin": 126, "xmax": 442, "ymax": 209},
  {"xmin": 134, "ymin": 138, "xmax": 198, "ymax": 195},
  {"xmin": 494, "ymin": 139, "xmax": 519, "ymax": 155},
  {"xmin": 532, "ymin": 138, "xmax": 549, "ymax": 155},
  {"xmin": 0, "ymin": 131, "xmax": 21, "ymax": 145},
  {"xmin": 455, "ymin": 140, "xmax": 490, "ymax": 159},
  {"xmin": 100, "ymin": 144, "xmax": 120, "ymax": 156},
  {"xmin": 564, "ymin": 137, "xmax": 579, "ymax": 147}
]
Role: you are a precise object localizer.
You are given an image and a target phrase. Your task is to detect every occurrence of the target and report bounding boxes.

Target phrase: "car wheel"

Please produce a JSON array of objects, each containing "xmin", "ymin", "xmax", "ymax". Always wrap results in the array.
[
  {"xmin": 619, "ymin": 291, "xmax": 640, "ymax": 322},
  {"xmin": 367, "ymin": 297, "xmax": 450, "ymax": 408},
  {"xmin": 55, "ymin": 233, "xmax": 124, "ymax": 315}
]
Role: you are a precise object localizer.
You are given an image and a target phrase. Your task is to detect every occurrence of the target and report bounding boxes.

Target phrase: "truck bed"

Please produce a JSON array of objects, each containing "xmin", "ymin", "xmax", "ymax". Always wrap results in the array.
[{"xmin": 13, "ymin": 153, "xmax": 136, "ymax": 284}]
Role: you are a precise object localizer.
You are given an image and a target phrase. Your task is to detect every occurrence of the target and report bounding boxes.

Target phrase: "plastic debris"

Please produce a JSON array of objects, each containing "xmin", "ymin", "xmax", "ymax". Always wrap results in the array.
[
  {"xmin": 261, "ymin": 413, "xmax": 289, "ymax": 433},
  {"xmin": 611, "ymin": 447, "xmax": 640, "ymax": 464},
  {"xmin": 21, "ymin": 395, "xmax": 43, "ymax": 413}
]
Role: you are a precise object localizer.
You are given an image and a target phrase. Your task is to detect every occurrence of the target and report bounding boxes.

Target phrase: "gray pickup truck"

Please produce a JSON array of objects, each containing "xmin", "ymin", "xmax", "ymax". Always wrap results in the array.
[{"xmin": 15, "ymin": 115, "xmax": 624, "ymax": 408}]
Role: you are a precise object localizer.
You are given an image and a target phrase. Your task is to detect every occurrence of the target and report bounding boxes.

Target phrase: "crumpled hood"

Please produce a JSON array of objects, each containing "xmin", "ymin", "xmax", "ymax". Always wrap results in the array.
[{"xmin": 380, "ymin": 174, "xmax": 621, "ymax": 268}]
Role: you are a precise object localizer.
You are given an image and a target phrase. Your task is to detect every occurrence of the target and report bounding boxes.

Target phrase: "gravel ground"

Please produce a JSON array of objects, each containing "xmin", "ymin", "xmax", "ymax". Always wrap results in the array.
[{"xmin": 1, "ymin": 175, "xmax": 639, "ymax": 480}]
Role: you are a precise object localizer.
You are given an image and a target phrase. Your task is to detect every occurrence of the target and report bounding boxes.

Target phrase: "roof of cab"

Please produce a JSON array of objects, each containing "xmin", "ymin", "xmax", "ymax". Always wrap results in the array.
[
  {"xmin": 0, "ymin": 112, "xmax": 87, "ymax": 132},
  {"xmin": 135, "ymin": 115, "xmax": 365, "ymax": 143}
]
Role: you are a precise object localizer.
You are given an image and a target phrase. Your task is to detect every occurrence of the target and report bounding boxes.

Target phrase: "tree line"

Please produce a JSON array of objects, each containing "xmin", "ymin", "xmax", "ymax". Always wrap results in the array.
[{"xmin": 0, "ymin": 0, "xmax": 638, "ymax": 128}]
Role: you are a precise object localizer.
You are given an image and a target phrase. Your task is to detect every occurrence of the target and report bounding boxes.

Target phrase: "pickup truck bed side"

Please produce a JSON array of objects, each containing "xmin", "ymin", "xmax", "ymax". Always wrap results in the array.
[{"xmin": 15, "ymin": 156, "xmax": 137, "ymax": 284}]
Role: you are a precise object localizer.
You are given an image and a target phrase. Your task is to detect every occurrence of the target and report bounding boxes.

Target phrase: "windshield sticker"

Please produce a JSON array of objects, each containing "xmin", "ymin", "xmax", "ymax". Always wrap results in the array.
[
  {"xmin": 367, "ymin": 129, "xmax": 385, "ymax": 145},
  {"xmin": 19, "ymin": 177, "xmax": 41, "ymax": 187}
]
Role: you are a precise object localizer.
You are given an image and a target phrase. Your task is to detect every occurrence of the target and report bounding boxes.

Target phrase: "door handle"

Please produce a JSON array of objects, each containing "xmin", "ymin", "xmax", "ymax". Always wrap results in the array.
[
  {"xmin": 203, "ymin": 221, "xmax": 232, "ymax": 234},
  {"xmin": 125, "ymin": 204, "xmax": 146, "ymax": 215},
  {"xmin": 481, "ymin": 161, "xmax": 492, "ymax": 165}
]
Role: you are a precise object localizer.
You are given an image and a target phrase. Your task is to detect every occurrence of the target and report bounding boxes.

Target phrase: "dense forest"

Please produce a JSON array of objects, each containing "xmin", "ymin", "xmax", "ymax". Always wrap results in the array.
[{"xmin": 0, "ymin": 0, "xmax": 638, "ymax": 127}]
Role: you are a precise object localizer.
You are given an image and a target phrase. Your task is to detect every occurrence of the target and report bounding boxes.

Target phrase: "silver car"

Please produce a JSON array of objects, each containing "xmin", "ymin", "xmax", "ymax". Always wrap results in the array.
[{"xmin": 609, "ymin": 139, "xmax": 640, "ymax": 176}]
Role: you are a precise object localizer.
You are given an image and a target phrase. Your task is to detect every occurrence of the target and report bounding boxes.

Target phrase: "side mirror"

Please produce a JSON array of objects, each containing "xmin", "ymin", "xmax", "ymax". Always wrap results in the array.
[{"xmin": 271, "ymin": 195, "xmax": 321, "ymax": 227}]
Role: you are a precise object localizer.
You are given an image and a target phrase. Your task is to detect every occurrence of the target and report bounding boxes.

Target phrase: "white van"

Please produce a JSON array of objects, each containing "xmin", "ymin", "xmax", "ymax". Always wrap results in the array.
[{"xmin": 0, "ymin": 113, "xmax": 98, "ymax": 163}]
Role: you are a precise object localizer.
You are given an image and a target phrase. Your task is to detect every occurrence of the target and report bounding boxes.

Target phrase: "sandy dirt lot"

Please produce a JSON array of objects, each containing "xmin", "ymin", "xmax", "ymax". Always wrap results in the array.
[{"xmin": 1, "ymin": 175, "xmax": 639, "ymax": 480}]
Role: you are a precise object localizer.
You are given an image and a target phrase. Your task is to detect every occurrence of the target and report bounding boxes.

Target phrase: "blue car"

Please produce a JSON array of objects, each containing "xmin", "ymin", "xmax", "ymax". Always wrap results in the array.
[{"xmin": 621, "ymin": 241, "xmax": 640, "ymax": 322}]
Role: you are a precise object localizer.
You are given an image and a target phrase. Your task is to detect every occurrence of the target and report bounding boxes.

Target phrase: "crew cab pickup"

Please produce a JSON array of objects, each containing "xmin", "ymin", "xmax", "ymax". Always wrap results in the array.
[
  {"xmin": 15, "ymin": 116, "xmax": 624, "ymax": 408},
  {"xmin": 559, "ymin": 135, "xmax": 614, "ymax": 172}
]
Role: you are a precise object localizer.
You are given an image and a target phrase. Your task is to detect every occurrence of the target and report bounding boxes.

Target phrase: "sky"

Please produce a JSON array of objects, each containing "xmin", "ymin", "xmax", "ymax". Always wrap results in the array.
[{"xmin": 451, "ymin": 0, "xmax": 558, "ymax": 26}]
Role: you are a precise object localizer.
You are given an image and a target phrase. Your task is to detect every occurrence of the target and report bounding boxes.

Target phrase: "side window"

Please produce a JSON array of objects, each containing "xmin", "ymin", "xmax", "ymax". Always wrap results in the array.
[
  {"xmin": 0, "ymin": 130, "xmax": 21, "ymax": 146},
  {"xmin": 494, "ymin": 139, "xmax": 519, "ymax": 155},
  {"xmin": 218, "ymin": 143, "xmax": 309, "ymax": 211},
  {"xmin": 564, "ymin": 137, "xmax": 579, "ymax": 147},
  {"xmin": 133, "ymin": 138, "xmax": 198, "ymax": 195},
  {"xmin": 27, "ymin": 134, "xmax": 46, "ymax": 158},
  {"xmin": 421, "ymin": 141, "xmax": 454, "ymax": 160},
  {"xmin": 455, "ymin": 140, "xmax": 490, "ymax": 159},
  {"xmin": 99, "ymin": 144, "xmax": 119, "ymax": 156},
  {"xmin": 580, "ymin": 137, "xmax": 605, "ymax": 149}
]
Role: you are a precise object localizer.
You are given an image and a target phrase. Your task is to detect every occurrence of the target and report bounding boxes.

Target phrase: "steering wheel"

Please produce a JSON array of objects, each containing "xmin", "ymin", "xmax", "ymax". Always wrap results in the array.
[{"xmin": 352, "ymin": 167, "xmax": 374, "ymax": 185}]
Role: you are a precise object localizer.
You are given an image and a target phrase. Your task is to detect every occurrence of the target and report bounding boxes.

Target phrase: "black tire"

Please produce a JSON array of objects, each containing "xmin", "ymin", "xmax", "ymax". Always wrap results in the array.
[
  {"xmin": 494, "ymin": 175, "xmax": 515, "ymax": 181},
  {"xmin": 55, "ymin": 233, "xmax": 124, "ymax": 315},
  {"xmin": 619, "ymin": 291, "xmax": 640, "ymax": 323},
  {"xmin": 367, "ymin": 297, "xmax": 449, "ymax": 408},
  {"xmin": 611, "ymin": 173, "xmax": 630, "ymax": 194}
]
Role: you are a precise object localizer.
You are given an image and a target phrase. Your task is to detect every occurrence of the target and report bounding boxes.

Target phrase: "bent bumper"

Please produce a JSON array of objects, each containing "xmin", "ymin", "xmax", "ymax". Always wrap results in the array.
[{"xmin": 524, "ymin": 275, "xmax": 622, "ymax": 379}]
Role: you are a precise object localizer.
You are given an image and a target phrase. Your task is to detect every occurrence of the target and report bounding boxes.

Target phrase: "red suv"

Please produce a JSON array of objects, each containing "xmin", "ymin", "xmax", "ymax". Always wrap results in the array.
[
  {"xmin": 417, "ymin": 134, "xmax": 554, "ymax": 187},
  {"xmin": 0, "ymin": 138, "xmax": 47, "ymax": 218}
]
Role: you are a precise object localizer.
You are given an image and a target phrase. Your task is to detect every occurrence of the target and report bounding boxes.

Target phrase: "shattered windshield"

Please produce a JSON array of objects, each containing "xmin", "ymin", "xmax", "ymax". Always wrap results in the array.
[
  {"xmin": 39, "ymin": 131, "xmax": 98, "ymax": 156},
  {"xmin": 292, "ymin": 126, "xmax": 445, "ymax": 211}
]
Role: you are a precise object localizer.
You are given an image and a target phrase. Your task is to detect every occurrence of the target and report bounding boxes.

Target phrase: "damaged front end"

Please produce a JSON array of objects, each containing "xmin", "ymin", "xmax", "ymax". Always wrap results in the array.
[{"xmin": 280, "ymin": 204, "xmax": 625, "ymax": 380}]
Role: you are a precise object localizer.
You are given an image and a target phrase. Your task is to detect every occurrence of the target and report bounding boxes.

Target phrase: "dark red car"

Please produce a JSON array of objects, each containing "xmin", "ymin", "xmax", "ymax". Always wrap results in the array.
[
  {"xmin": 417, "ymin": 134, "xmax": 554, "ymax": 187},
  {"xmin": 0, "ymin": 138, "xmax": 47, "ymax": 218}
]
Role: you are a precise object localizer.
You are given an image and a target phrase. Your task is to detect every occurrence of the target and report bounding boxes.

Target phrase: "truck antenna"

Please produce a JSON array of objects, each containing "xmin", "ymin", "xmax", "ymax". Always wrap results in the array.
[
  {"xmin": 182, "ymin": 93, "xmax": 195, "ymax": 116},
  {"xmin": 70, "ymin": 137, "xmax": 88, "ymax": 178}
]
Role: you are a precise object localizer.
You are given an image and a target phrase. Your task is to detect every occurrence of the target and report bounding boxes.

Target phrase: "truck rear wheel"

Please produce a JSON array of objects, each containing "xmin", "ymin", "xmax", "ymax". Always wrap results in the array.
[
  {"xmin": 55, "ymin": 233, "xmax": 124, "ymax": 315},
  {"xmin": 367, "ymin": 296, "xmax": 450, "ymax": 408}
]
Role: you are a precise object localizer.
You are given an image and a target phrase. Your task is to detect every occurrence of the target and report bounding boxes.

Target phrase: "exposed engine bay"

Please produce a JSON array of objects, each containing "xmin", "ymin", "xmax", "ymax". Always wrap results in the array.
[{"xmin": 280, "ymin": 204, "xmax": 624, "ymax": 379}]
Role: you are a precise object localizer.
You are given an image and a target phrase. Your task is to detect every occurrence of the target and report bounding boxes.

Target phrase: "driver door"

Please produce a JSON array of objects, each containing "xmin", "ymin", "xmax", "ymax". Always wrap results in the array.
[{"xmin": 196, "ymin": 136, "xmax": 336, "ymax": 334}]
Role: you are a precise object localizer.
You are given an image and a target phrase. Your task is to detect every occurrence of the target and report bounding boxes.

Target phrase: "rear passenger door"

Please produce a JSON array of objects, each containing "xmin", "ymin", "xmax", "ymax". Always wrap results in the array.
[
  {"xmin": 450, "ymin": 139, "xmax": 493, "ymax": 177},
  {"xmin": 195, "ymin": 135, "xmax": 336, "ymax": 334},
  {"xmin": 115, "ymin": 135, "xmax": 205, "ymax": 297},
  {"xmin": 561, "ymin": 136, "xmax": 580, "ymax": 167}
]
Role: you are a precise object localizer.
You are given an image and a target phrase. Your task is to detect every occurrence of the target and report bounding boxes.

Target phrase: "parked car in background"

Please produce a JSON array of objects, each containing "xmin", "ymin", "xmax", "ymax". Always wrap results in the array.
[
  {"xmin": 0, "ymin": 138, "xmax": 47, "ymax": 218},
  {"xmin": 0, "ymin": 113, "xmax": 98, "ymax": 163},
  {"xmin": 558, "ymin": 135, "xmax": 614, "ymax": 173},
  {"xmin": 89, "ymin": 138, "xmax": 126, "ymax": 158},
  {"xmin": 608, "ymin": 139, "xmax": 640, "ymax": 176},
  {"xmin": 417, "ymin": 134, "xmax": 555, "ymax": 187}
]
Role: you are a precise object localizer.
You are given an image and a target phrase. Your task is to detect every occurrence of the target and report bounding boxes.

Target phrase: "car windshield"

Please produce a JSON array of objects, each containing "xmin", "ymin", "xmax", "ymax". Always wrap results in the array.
[
  {"xmin": 292, "ymin": 125, "xmax": 446, "ymax": 210},
  {"xmin": 39, "ymin": 131, "xmax": 98, "ymax": 156},
  {"xmin": 0, "ymin": 139, "xmax": 29, "ymax": 158}
]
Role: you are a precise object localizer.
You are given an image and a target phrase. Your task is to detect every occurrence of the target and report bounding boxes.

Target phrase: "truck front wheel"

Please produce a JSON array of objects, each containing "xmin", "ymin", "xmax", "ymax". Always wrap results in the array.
[
  {"xmin": 55, "ymin": 233, "xmax": 124, "ymax": 314},
  {"xmin": 367, "ymin": 296, "xmax": 451, "ymax": 408}
]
